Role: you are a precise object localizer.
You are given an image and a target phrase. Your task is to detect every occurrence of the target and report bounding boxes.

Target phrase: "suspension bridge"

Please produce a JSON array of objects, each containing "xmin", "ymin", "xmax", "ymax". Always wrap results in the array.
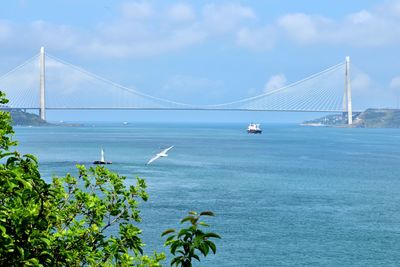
[{"xmin": 0, "ymin": 47, "xmax": 355, "ymax": 124}]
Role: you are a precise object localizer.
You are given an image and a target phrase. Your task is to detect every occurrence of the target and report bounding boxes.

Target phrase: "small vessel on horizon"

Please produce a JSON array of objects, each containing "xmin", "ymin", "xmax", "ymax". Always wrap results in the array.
[
  {"xmin": 247, "ymin": 123, "xmax": 262, "ymax": 134},
  {"xmin": 93, "ymin": 147, "xmax": 112, "ymax": 164}
]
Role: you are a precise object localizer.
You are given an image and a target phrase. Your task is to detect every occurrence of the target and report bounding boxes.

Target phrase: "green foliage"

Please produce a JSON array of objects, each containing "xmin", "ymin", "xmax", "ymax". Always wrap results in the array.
[
  {"xmin": 0, "ymin": 91, "xmax": 50, "ymax": 265},
  {"xmin": 0, "ymin": 91, "xmax": 219, "ymax": 266},
  {"xmin": 0, "ymin": 92, "xmax": 17, "ymax": 151},
  {"xmin": 0, "ymin": 91, "xmax": 164, "ymax": 266},
  {"xmin": 48, "ymin": 166, "xmax": 165, "ymax": 266},
  {"xmin": 162, "ymin": 211, "xmax": 221, "ymax": 267}
]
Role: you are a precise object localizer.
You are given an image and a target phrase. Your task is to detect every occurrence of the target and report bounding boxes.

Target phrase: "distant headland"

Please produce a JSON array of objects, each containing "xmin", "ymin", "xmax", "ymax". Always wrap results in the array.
[
  {"xmin": 302, "ymin": 109, "xmax": 400, "ymax": 128},
  {"xmin": 6, "ymin": 109, "xmax": 49, "ymax": 126},
  {"xmin": 2, "ymin": 109, "xmax": 81, "ymax": 127}
]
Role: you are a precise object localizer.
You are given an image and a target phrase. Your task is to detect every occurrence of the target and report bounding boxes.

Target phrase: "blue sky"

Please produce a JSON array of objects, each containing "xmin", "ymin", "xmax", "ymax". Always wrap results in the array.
[{"xmin": 1, "ymin": 0, "xmax": 400, "ymax": 122}]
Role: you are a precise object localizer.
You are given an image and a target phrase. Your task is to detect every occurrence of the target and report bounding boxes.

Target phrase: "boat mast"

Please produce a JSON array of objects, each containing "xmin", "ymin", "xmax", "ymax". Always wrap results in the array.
[{"xmin": 101, "ymin": 148, "xmax": 105, "ymax": 162}]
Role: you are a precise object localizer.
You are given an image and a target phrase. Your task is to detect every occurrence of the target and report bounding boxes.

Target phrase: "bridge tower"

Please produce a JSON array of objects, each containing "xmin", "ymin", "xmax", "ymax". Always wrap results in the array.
[
  {"xmin": 39, "ymin": 46, "xmax": 46, "ymax": 121},
  {"xmin": 344, "ymin": 56, "xmax": 353, "ymax": 125}
]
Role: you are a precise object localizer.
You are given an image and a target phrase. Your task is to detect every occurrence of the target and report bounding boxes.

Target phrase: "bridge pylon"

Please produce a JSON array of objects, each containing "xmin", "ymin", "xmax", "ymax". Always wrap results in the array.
[
  {"xmin": 344, "ymin": 56, "xmax": 353, "ymax": 125},
  {"xmin": 39, "ymin": 46, "xmax": 46, "ymax": 121}
]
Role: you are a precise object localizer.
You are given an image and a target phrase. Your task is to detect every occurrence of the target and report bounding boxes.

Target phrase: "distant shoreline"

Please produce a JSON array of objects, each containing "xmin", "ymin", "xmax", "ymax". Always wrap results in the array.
[
  {"xmin": 302, "ymin": 108, "xmax": 400, "ymax": 128},
  {"xmin": 3, "ymin": 109, "xmax": 83, "ymax": 127}
]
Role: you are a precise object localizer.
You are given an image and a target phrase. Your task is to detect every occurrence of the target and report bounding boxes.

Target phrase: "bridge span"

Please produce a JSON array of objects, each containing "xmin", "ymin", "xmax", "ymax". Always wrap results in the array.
[{"xmin": 0, "ymin": 47, "xmax": 354, "ymax": 124}]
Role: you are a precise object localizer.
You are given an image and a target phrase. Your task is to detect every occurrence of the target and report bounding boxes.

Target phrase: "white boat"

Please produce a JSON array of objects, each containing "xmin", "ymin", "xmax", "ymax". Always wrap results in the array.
[
  {"xmin": 93, "ymin": 148, "xmax": 112, "ymax": 164},
  {"xmin": 247, "ymin": 123, "xmax": 262, "ymax": 134}
]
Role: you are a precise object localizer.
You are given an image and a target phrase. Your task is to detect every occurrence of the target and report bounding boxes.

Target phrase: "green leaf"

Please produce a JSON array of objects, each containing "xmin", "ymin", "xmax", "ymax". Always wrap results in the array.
[
  {"xmin": 24, "ymin": 154, "xmax": 38, "ymax": 163},
  {"xmin": 205, "ymin": 240, "xmax": 217, "ymax": 254},
  {"xmin": 198, "ymin": 243, "xmax": 208, "ymax": 257},
  {"xmin": 161, "ymin": 228, "xmax": 175, "ymax": 237},
  {"xmin": 199, "ymin": 222, "xmax": 210, "ymax": 227},
  {"xmin": 177, "ymin": 228, "xmax": 191, "ymax": 238},
  {"xmin": 170, "ymin": 241, "xmax": 180, "ymax": 255},
  {"xmin": 165, "ymin": 235, "xmax": 175, "ymax": 243},
  {"xmin": 40, "ymin": 237, "xmax": 51, "ymax": 247},
  {"xmin": 176, "ymin": 250, "xmax": 185, "ymax": 255},
  {"xmin": 193, "ymin": 254, "xmax": 201, "ymax": 262},
  {"xmin": 204, "ymin": 232, "xmax": 221, "ymax": 239},
  {"xmin": 180, "ymin": 216, "xmax": 194, "ymax": 224},
  {"xmin": 171, "ymin": 256, "xmax": 183, "ymax": 266},
  {"xmin": 199, "ymin": 211, "xmax": 215, "ymax": 217}
]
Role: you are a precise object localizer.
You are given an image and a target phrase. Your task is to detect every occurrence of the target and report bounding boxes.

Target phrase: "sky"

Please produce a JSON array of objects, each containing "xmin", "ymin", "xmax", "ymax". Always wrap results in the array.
[{"xmin": 1, "ymin": 0, "xmax": 400, "ymax": 123}]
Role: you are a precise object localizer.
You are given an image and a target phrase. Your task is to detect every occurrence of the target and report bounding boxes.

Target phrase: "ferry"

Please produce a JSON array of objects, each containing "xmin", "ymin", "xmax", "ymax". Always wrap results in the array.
[{"xmin": 247, "ymin": 123, "xmax": 262, "ymax": 134}]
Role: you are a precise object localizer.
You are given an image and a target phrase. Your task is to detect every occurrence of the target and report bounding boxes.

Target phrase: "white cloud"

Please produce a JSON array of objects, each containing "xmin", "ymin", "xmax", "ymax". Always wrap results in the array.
[
  {"xmin": 79, "ymin": 26, "xmax": 207, "ymax": 57},
  {"xmin": 75, "ymin": 2, "xmax": 257, "ymax": 57},
  {"xmin": 3, "ymin": 1, "xmax": 400, "ymax": 58},
  {"xmin": 349, "ymin": 71, "xmax": 397, "ymax": 109},
  {"xmin": 167, "ymin": 3, "xmax": 196, "ymax": 22},
  {"xmin": 349, "ymin": 10, "xmax": 372, "ymax": 24},
  {"xmin": 0, "ymin": 19, "xmax": 77, "ymax": 53},
  {"xmin": 236, "ymin": 26, "xmax": 275, "ymax": 51},
  {"xmin": 202, "ymin": 3, "xmax": 256, "ymax": 33},
  {"xmin": 390, "ymin": 76, "xmax": 400, "ymax": 90},
  {"xmin": 389, "ymin": 1, "xmax": 400, "ymax": 16},
  {"xmin": 278, "ymin": 13, "xmax": 322, "ymax": 44},
  {"xmin": 0, "ymin": 21, "xmax": 11, "ymax": 41},
  {"xmin": 264, "ymin": 74, "xmax": 287, "ymax": 92},
  {"xmin": 28, "ymin": 20, "xmax": 78, "ymax": 50},
  {"xmin": 351, "ymin": 72, "xmax": 372, "ymax": 92},
  {"xmin": 277, "ymin": 2, "xmax": 400, "ymax": 46},
  {"xmin": 120, "ymin": 2, "xmax": 153, "ymax": 19}
]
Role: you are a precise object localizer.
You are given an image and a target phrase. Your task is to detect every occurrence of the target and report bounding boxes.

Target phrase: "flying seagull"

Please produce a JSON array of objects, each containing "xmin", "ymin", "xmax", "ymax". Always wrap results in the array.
[{"xmin": 147, "ymin": 146, "xmax": 174, "ymax": 165}]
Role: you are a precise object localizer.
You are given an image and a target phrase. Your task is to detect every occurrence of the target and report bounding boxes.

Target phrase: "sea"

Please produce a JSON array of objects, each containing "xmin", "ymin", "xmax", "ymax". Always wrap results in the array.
[{"xmin": 14, "ymin": 123, "xmax": 400, "ymax": 266}]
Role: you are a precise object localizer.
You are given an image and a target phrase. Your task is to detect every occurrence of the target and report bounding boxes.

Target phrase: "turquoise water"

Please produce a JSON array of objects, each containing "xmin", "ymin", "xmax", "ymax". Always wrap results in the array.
[{"xmin": 15, "ymin": 124, "xmax": 400, "ymax": 266}]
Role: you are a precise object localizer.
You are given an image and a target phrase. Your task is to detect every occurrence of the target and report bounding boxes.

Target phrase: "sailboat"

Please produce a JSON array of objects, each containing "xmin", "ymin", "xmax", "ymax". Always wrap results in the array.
[{"xmin": 93, "ymin": 147, "xmax": 112, "ymax": 164}]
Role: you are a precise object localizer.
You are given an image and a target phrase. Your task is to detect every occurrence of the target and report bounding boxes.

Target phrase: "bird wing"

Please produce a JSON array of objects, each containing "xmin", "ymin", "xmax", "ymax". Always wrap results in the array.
[
  {"xmin": 161, "ymin": 146, "xmax": 174, "ymax": 154},
  {"xmin": 147, "ymin": 154, "xmax": 161, "ymax": 165}
]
